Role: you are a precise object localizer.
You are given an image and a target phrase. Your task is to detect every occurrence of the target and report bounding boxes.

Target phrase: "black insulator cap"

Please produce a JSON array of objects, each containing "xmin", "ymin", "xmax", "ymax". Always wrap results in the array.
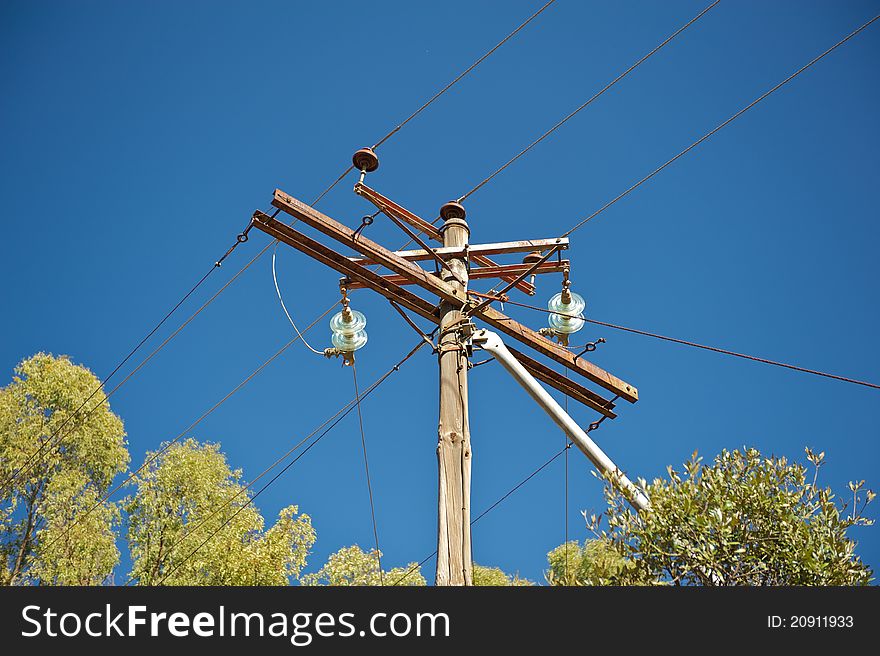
[
  {"xmin": 352, "ymin": 147, "xmax": 380, "ymax": 173},
  {"xmin": 439, "ymin": 200, "xmax": 466, "ymax": 221},
  {"xmin": 522, "ymin": 251, "xmax": 543, "ymax": 264}
]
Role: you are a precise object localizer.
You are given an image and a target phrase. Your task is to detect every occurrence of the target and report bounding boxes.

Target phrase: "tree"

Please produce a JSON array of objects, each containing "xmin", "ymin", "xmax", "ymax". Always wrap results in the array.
[
  {"xmin": 125, "ymin": 439, "xmax": 315, "ymax": 585},
  {"xmin": 301, "ymin": 545, "xmax": 426, "ymax": 586},
  {"xmin": 0, "ymin": 353, "xmax": 128, "ymax": 585},
  {"xmin": 472, "ymin": 564, "xmax": 534, "ymax": 586},
  {"xmin": 546, "ymin": 539, "xmax": 642, "ymax": 586},
  {"xmin": 566, "ymin": 447, "xmax": 873, "ymax": 586},
  {"xmin": 302, "ymin": 546, "xmax": 533, "ymax": 586}
]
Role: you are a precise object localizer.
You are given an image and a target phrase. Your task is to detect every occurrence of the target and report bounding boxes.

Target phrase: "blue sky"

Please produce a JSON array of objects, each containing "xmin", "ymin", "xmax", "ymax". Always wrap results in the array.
[{"xmin": 2, "ymin": 0, "xmax": 878, "ymax": 584}]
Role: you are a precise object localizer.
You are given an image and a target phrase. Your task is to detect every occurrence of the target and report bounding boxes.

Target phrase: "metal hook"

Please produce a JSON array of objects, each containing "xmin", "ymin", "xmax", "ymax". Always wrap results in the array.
[
  {"xmin": 352, "ymin": 212, "xmax": 378, "ymax": 240},
  {"xmin": 573, "ymin": 337, "xmax": 606, "ymax": 361}
]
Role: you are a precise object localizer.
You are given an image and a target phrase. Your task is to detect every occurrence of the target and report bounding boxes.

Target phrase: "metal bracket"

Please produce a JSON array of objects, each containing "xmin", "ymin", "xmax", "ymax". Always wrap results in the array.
[
  {"xmin": 538, "ymin": 326, "xmax": 569, "ymax": 347},
  {"xmin": 324, "ymin": 347, "xmax": 355, "ymax": 367}
]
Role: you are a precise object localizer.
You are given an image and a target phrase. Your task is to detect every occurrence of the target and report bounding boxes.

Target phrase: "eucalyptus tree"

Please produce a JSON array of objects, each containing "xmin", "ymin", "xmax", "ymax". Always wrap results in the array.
[
  {"xmin": 300, "ymin": 545, "xmax": 426, "ymax": 586},
  {"xmin": 126, "ymin": 438, "xmax": 315, "ymax": 585},
  {"xmin": 0, "ymin": 353, "xmax": 128, "ymax": 585}
]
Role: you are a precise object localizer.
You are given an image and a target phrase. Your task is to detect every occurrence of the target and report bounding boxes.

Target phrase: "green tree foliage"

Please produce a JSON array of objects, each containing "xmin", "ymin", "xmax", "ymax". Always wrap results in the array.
[
  {"xmin": 472, "ymin": 564, "xmax": 534, "ymax": 586},
  {"xmin": 301, "ymin": 545, "xmax": 426, "ymax": 586},
  {"xmin": 565, "ymin": 447, "xmax": 873, "ymax": 586},
  {"xmin": 546, "ymin": 539, "xmax": 642, "ymax": 586},
  {"xmin": 302, "ymin": 547, "xmax": 532, "ymax": 586},
  {"xmin": 0, "ymin": 353, "xmax": 129, "ymax": 585},
  {"xmin": 125, "ymin": 439, "xmax": 315, "ymax": 585}
]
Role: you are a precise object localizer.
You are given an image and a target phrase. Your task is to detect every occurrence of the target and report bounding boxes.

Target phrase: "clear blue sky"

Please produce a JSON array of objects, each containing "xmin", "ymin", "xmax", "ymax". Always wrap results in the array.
[{"xmin": 2, "ymin": 0, "xmax": 878, "ymax": 584}]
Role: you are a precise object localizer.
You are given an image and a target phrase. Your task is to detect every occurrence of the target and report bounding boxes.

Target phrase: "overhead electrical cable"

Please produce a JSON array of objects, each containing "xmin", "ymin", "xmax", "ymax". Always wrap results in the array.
[
  {"xmin": 128, "ymin": 343, "xmax": 424, "ymax": 584},
  {"xmin": 457, "ymin": 0, "xmax": 721, "ymax": 203},
  {"xmin": 352, "ymin": 363, "xmax": 385, "ymax": 583},
  {"xmin": 0, "ymin": 239, "xmax": 272, "ymax": 496},
  {"xmin": 153, "ymin": 340, "xmax": 428, "ymax": 585},
  {"xmin": 389, "ymin": 445, "xmax": 570, "ymax": 586},
  {"xmin": 38, "ymin": 304, "xmax": 337, "ymax": 555},
  {"xmin": 309, "ymin": 0, "xmax": 559, "ymax": 207},
  {"xmin": 387, "ymin": 1, "xmax": 718, "ymax": 252},
  {"xmin": 503, "ymin": 299, "xmax": 880, "ymax": 391},
  {"xmin": 13, "ymin": 0, "xmax": 547, "ymax": 482},
  {"xmin": 561, "ymin": 12, "xmax": 880, "ymax": 237},
  {"xmin": 275, "ymin": 1, "xmax": 560, "ymax": 334}
]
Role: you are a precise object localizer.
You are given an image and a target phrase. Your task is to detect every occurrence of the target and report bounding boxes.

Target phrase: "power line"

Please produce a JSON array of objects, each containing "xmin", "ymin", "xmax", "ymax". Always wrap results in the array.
[
  {"xmin": 352, "ymin": 363, "xmax": 384, "ymax": 584},
  {"xmin": 390, "ymin": 1, "xmax": 718, "ymax": 244},
  {"xmin": 276, "ymin": 3, "xmax": 558, "ymax": 344},
  {"xmin": 374, "ymin": 0, "xmax": 557, "ymax": 151},
  {"xmin": 153, "ymin": 340, "xmax": 428, "ymax": 585},
  {"xmin": 24, "ymin": 0, "xmax": 513, "ymax": 489},
  {"xmin": 504, "ymin": 299, "xmax": 880, "ymax": 390},
  {"xmin": 457, "ymin": 0, "xmax": 720, "ymax": 203},
  {"xmin": 42, "ymin": 0, "xmax": 548, "ymax": 567},
  {"xmin": 389, "ymin": 444, "xmax": 569, "ymax": 586},
  {"xmin": 127, "ymin": 345, "xmax": 421, "ymax": 584},
  {"xmin": 7, "ymin": 0, "xmax": 554, "ymax": 560},
  {"xmin": 561, "ymin": 12, "xmax": 880, "ymax": 237},
  {"xmin": 310, "ymin": 0, "xmax": 558, "ymax": 208},
  {"xmin": 0, "ymin": 236, "xmax": 270, "ymax": 497},
  {"xmin": 130, "ymin": 400, "xmax": 352, "ymax": 585},
  {"xmin": 471, "ymin": 445, "xmax": 569, "ymax": 525},
  {"xmin": 38, "ymin": 303, "xmax": 337, "ymax": 556}
]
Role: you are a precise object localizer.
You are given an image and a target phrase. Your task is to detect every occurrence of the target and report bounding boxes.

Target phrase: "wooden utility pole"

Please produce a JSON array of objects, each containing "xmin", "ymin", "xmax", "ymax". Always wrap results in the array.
[
  {"xmin": 435, "ymin": 201, "xmax": 472, "ymax": 586},
  {"xmin": 249, "ymin": 147, "xmax": 639, "ymax": 585}
]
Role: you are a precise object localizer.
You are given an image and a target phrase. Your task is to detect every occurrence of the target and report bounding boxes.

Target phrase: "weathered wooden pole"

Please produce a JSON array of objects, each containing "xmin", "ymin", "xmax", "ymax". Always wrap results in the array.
[{"xmin": 435, "ymin": 200, "xmax": 472, "ymax": 586}]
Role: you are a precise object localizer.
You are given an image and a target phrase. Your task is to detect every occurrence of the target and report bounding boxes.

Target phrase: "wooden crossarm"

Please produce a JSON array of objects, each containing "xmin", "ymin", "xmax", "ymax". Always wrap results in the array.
[
  {"xmin": 251, "ymin": 211, "xmax": 621, "ymax": 417},
  {"xmin": 272, "ymin": 190, "xmax": 467, "ymax": 305},
  {"xmin": 263, "ymin": 194, "xmax": 639, "ymax": 403},
  {"xmin": 354, "ymin": 183, "xmax": 537, "ymax": 295},
  {"xmin": 354, "ymin": 182, "xmax": 441, "ymax": 240},
  {"xmin": 253, "ymin": 211, "xmax": 438, "ymax": 323},
  {"xmin": 348, "ymin": 238, "xmax": 569, "ymax": 265},
  {"xmin": 345, "ymin": 261, "xmax": 569, "ymax": 290},
  {"xmin": 474, "ymin": 304, "xmax": 638, "ymax": 403}
]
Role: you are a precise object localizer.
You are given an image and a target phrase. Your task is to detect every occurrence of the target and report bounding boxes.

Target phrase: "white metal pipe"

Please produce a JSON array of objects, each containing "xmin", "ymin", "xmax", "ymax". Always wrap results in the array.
[{"xmin": 472, "ymin": 329, "xmax": 650, "ymax": 512}]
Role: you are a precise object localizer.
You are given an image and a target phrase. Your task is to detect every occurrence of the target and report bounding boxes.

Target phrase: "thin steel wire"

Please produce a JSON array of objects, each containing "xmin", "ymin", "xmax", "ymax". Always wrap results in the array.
[
  {"xmin": 389, "ymin": 445, "xmax": 568, "ymax": 586},
  {"xmin": 373, "ymin": 1, "xmax": 557, "ymax": 151},
  {"xmin": 38, "ymin": 303, "xmax": 337, "ymax": 555},
  {"xmin": 458, "ymin": 0, "xmax": 721, "ymax": 203},
  {"xmin": 1, "ymin": 240, "xmax": 273, "ymax": 496},
  {"xmin": 506, "ymin": 299, "xmax": 880, "ymax": 390},
  {"xmin": 128, "ymin": 381, "xmax": 371, "ymax": 585},
  {"xmin": 153, "ymin": 340, "xmax": 427, "ymax": 585},
  {"xmin": 561, "ymin": 12, "xmax": 880, "ymax": 237},
  {"xmin": 352, "ymin": 362, "xmax": 384, "ymax": 584},
  {"xmin": 309, "ymin": 1, "xmax": 557, "ymax": 209}
]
